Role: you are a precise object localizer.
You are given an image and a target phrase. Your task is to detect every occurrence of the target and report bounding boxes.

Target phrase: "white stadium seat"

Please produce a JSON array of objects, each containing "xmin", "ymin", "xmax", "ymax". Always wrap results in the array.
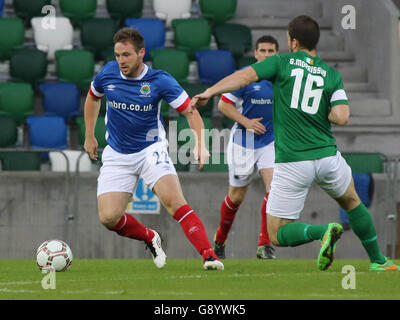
[
  {"xmin": 31, "ymin": 17, "xmax": 74, "ymax": 60},
  {"xmin": 153, "ymin": 0, "xmax": 192, "ymax": 27},
  {"xmin": 49, "ymin": 150, "xmax": 92, "ymax": 172}
]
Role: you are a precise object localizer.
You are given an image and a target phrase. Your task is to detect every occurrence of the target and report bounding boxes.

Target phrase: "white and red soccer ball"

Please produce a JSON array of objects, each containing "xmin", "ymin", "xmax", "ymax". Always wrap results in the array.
[{"xmin": 36, "ymin": 239, "xmax": 73, "ymax": 272}]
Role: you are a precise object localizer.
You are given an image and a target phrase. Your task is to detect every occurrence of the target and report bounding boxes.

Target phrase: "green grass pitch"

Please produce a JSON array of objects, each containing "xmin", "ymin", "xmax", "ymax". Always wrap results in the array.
[{"xmin": 0, "ymin": 259, "xmax": 399, "ymax": 300}]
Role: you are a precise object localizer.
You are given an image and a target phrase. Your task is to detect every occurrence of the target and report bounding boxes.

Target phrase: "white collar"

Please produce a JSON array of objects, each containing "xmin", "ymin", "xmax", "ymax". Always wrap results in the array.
[{"xmin": 120, "ymin": 63, "xmax": 148, "ymax": 80}]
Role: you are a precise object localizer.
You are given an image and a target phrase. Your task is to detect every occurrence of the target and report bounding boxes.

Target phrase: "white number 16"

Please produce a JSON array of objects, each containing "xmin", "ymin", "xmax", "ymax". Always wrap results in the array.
[{"xmin": 290, "ymin": 68, "xmax": 324, "ymax": 115}]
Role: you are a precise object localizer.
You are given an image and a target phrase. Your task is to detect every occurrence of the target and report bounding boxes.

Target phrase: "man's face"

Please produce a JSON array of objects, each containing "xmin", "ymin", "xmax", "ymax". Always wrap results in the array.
[
  {"xmin": 254, "ymin": 42, "xmax": 278, "ymax": 62},
  {"xmin": 114, "ymin": 41, "xmax": 145, "ymax": 77}
]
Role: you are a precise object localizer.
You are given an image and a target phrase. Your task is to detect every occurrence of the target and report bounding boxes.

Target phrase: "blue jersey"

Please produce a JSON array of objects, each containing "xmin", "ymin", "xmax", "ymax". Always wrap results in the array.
[
  {"xmin": 221, "ymin": 79, "xmax": 274, "ymax": 149},
  {"xmin": 89, "ymin": 61, "xmax": 190, "ymax": 154}
]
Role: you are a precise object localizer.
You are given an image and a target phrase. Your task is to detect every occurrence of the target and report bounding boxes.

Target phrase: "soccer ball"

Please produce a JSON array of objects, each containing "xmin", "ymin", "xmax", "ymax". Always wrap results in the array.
[{"xmin": 36, "ymin": 239, "xmax": 73, "ymax": 272}]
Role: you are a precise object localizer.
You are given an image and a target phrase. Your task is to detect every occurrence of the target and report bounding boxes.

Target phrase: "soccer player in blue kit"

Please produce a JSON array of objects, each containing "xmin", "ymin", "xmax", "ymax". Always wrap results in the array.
[
  {"xmin": 84, "ymin": 27, "xmax": 223, "ymax": 270},
  {"xmin": 214, "ymin": 36, "xmax": 279, "ymax": 260}
]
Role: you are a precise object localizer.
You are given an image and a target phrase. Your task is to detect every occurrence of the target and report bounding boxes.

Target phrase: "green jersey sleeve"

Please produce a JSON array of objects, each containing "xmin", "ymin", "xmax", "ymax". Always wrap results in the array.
[
  {"xmin": 251, "ymin": 54, "xmax": 280, "ymax": 82},
  {"xmin": 329, "ymin": 71, "xmax": 349, "ymax": 107}
]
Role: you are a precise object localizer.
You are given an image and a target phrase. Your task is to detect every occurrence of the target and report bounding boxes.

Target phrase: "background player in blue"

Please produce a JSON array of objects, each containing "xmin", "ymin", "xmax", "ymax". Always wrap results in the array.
[
  {"xmin": 213, "ymin": 36, "xmax": 278, "ymax": 260},
  {"xmin": 84, "ymin": 27, "xmax": 223, "ymax": 270}
]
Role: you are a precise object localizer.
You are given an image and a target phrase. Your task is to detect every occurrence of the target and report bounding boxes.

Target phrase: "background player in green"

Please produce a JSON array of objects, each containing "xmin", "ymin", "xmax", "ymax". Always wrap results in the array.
[{"xmin": 190, "ymin": 15, "xmax": 398, "ymax": 271}]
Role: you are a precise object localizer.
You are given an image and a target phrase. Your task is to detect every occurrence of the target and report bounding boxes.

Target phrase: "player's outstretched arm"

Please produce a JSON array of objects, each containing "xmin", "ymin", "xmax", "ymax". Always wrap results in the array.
[
  {"xmin": 328, "ymin": 104, "xmax": 350, "ymax": 126},
  {"xmin": 83, "ymin": 92, "xmax": 101, "ymax": 160},
  {"xmin": 181, "ymin": 107, "xmax": 210, "ymax": 170},
  {"xmin": 189, "ymin": 66, "xmax": 259, "ymax": 109},
  {"xmin": 218, "ymin": 99, "xmax": 266, "ymax": 135}
]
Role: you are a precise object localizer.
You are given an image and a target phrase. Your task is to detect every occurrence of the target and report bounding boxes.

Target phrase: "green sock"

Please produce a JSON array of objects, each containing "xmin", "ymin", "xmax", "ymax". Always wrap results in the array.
[
  {"xmin": 277, "ymin": 222, "xmax": 328, "ymax": 247},
  {"xmin": 346, "ymin": 203, "xmax": 386, "ymax": 264}
]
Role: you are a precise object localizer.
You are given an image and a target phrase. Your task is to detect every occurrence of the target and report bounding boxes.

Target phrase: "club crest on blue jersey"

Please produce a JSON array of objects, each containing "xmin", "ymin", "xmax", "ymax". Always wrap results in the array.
[{"xmin": 140, "ymin": 82, "xmax": 151, "ymax": 96}]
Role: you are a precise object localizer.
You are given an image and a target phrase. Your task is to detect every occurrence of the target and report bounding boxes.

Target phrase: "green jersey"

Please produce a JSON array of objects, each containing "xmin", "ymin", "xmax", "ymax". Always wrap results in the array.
[{"xmin": 252, "ymin": 51, "xmax": 348, "ymax": 163}]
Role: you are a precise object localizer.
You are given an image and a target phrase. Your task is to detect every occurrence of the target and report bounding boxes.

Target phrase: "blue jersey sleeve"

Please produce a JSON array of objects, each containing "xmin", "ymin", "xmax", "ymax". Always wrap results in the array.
[
  {"xmin": 159, "ymin": 72, "xmax": 189, "ymax": 112},
  {"xmin": 89, "ymin": 65, "xmax": 107, "ymax": 99}
]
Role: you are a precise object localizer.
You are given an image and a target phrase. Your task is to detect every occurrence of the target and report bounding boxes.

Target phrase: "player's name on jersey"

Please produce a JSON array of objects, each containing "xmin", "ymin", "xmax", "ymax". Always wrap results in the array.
[
  {"xmin": 108, "ymin": 100, "xmax": 154, "ymax": 112},
  {"xmin": 289, "ymin": 58, "xmax": 327, "ymax": 77},
  {"xmin": 251, "ymin": 98, "xmax": 273, "ymax": 105}
]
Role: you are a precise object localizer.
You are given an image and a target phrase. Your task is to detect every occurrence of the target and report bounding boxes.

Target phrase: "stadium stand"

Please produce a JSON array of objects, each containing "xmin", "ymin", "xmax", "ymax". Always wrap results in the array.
[
  {"xmin": 199, "ymin": 0, "xmax": 237, "ymax": 27},
  {"xmin": 25, "ymin": 115, "xmax": 68, "ymax": 160},
  {"xmin": 106, "ymin": 0, "xmax": 143, "ymax": 26},
  {"xmin": 39, "ymin": 82, "xmax": 81, "ymax": 123},
  {"xmin": 0, "ymin": 0, "xmax": 4, "ymax": 16},
  {"xmin": 59, "ymin": 0, "xmax": 97, "ymax": 26},
  {"xmin": 0, "ymin": 115, "xmax": 17, "ymax": 148},
  {"xmin": 55, "ymin": 49, "xmax": 95, "ymax": 92},
  {"xmin": 31, "ymin": 16, "xmax": 74, "ymax": 60},
  {"xmin": 80, "ymin": 18, "xmax": 117, "ymax": 61},
  {"xmin": 0, "ymin": 17, "xmax": 25, "ymax": 60},
  {"xmin": 214, "ymin": 23, "xmax": 252, "ymax": 59},
  {"xmin": 10, "ymin": 48, "xmax": 48, "ymax": 87},
  {"xmin": 195, "ymin": 49, "xmax": 236, "ymax": 85},
  {"xmin": 150, "ymin": 49, "xmax": 189, "ymax": 83},
  {"xmin": 0, "ymin": 82, "xmax": 34, "ymax": 125},
  {"xmin": 171, "ymin": 18, "xmax": 212, "ymax": 60},
  {"xmin": 12, "ymin": 0, "xmax": 50, "ymax": 26},
  {"xmin": 153, "ymin": 0, "xmax": 191, "ymax": 27},
  {"xmin": 125, "ymin": 18, "xmax": 165, "ymax": 61}
]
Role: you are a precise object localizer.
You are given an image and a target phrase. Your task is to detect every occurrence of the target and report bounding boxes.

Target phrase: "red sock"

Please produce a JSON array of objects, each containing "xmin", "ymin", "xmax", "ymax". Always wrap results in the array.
[
  {"xmin": 258, "ymin": 193, "xmax": 271, "ymax": 246},
  {"xmin": 173, "ymin": 204, "xmax": 213, "ymax": 258},
  {"xmin": 110, "ymin": 213, "xmax": 154, "ymax": 242},
  {"xmin": 215, "ymin": 195, "xmax": 240, "ymax": 244}
]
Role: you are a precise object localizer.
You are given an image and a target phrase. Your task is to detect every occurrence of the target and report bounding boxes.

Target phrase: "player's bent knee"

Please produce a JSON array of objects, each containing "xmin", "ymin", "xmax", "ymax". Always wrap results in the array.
[{"xmin": 98, "ymin": 210, "xmax": 122, "ymax": 229}]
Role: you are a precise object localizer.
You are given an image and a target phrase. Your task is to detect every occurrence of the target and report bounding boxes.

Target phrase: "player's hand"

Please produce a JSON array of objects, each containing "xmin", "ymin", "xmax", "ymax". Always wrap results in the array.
[
  {"xmin": 244, "ymin": 117, "xmax": 266, "ymax": 135},
  {"xmin": 84, "ymin": 136, "xmax": 98, "ymax": 160},
  {"xmin": 189, "ymin": 90, "xmax": 213, "ymax": 109},
  {"xmin": 193, "ymin": 143, "xmax": 210, "ymax": 171}
]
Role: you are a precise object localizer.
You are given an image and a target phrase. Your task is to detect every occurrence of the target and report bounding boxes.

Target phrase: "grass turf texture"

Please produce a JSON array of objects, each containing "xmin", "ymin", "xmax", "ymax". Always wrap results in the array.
[{"xmin": 0, "ymin": 259, "xmax": 399, "ymax": 300}]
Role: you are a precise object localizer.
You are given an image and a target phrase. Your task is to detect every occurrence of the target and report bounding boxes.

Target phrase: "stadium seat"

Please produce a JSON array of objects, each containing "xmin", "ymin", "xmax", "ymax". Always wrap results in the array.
[
  {"xmin": 80, "ymin": 18, "xmax": 118, "ymax": 61},
  {"xmin": 13, "ymin": 0, "xmax": 51, "ymax": 25},
  {"xmin": 153, "ymin": 0, "xmax": 191, "ymax": 27},
  {"xmin": 0, "ymin": 0, "xmax": 4, "ymax": 16},
  {"xmin": 171, "ymin": 18, "xmax": 211, "ymax": 60},
  {"xmin": 26, "ymin": 115, "xmax": 68, "ymax": 161},
  {"xmin": 150, "ymin": 49, "xmax": 189, "ymax": 83},
  {"xmin": 39, "ymin": 83, "xmax": 81, "ymax": 123},
  {"xmin": 195, "ymin": 50, "xmax": 236, "ymax": 85},
  {"xmin": 0, "ymin": 115, "xmax": 18, "ymax": 148},
  {"xmin": 0, "ymin": 82, "xmax": 34, "ymax": 125},
  {"xmin": 0, "ymin": 18, "xmax": 25, "ymax": 60},
  {"xmin": 199, "ymin": 0, "xmax": 237, "ymax": 27},
  {"xmin": 31, "ymin": 17, "xmax": 74, "ymax": 60},
  {"xmin": 55, "ymin": 50, "xmax": 95, "ymax": 92},
  {"xmin": 106, "ymin": 0, "xmax": 143, "ymax": 25},
  {"xmin": 181, "ymin": 82, "xmax": 214, "ymax": 117},
  {"xmin": 236, "ymin": 56, "xmax": 257, "ymax": 69},
  {"xmin": 59, "ymin": 0, "xmax": 97, "ymax": 26},
  {"xmin": 0, "ymin": 152, "xmax": 41, "ymax": 171},
  {"xmin": 76, "ymin": 116, "xmax": 107, "ymax": 150},
  {"xmin": 214, "ymin": 23, "xmax": 252, "ymax": 59},
  {"xmin": 10, "ymin": 48, "xmax": 48, "ymax": 86},
  {"xmin": 125, "ymin": 18, "xmax": 166, "ymax": 61}
]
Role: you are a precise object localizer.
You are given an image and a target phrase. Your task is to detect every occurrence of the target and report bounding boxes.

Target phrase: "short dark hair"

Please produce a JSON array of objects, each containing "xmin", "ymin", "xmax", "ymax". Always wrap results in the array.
[
  {"xmin": 288, "ymin": 15, "xmax": 320, "ymax": 50},
  {"xmin": 255, "ymin": 35, "xmax": 279, "ymax": 51},
  {"xmin": 113, "ymin": 27, "xmax": 145, "ymax": 53}
]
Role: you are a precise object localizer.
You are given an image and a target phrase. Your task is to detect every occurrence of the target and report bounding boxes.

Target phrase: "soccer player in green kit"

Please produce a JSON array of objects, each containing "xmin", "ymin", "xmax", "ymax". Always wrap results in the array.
[{"xmin": 189, "ymin": 15, "xmax": 398, "ymax": 271}]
